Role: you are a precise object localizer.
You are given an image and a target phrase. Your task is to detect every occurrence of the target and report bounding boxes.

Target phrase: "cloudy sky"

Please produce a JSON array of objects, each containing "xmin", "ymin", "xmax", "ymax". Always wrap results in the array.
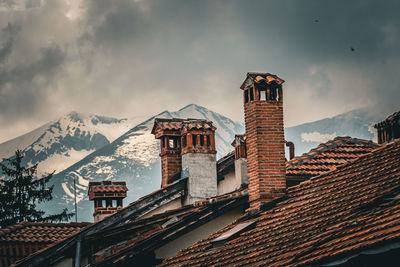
[{"xmin": 0, "ymin": 0, "xmax": 399, "ymax": 143}]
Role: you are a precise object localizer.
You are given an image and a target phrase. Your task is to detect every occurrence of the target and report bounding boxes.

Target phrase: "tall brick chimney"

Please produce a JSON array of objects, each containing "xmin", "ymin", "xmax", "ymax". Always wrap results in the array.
[
  {"xmin": 152, "ymin": 118, "xmax": 184, "ymax": 188},
  {"xmin": 181, "ymin": 119, "xmax": 218, "ymax": 204},
  {"xmin": 88, "ymin": 181, "xmax": 128, "ymax": 223},
  {"xmin": 240, "ymin": 72, "xmax": 286, "ymax": 211}
]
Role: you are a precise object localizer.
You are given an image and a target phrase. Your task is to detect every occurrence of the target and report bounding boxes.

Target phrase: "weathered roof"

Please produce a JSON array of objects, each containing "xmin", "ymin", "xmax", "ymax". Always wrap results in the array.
[
  {"xmin": 286, "ymin": 136, "xmax": 379, "ymax": 179},
  {"xmin": 15, "ymin": 178, "xmax": 188, "ymax": 266},
  {"xmin": 151, "ymin": 118, "xmax": 216, "ymax": 138},
  {"xmin": 0, "ymin": 222, "xmax": 90, "ymax": 243},
  {"xmin": 161, "ymin": 139, "xmax": 400, "ymax": 266},
  {"xmin": 374, "ymin": 110, "xmax": 400, "ymax": 128},
  {"xmin": 88, "ymin": 185, "xmax": 248, "ymax": 266},
  {"xmin": 217, "ymin": 151, "xmax": 235, "ymax": 180},
  {"xmin": 240, "ymin": 72, "xmax": 285, "ymax": 89},
  {"xmin": 88, "ymin": 181, "xmax": 128, "ymax": 194}
]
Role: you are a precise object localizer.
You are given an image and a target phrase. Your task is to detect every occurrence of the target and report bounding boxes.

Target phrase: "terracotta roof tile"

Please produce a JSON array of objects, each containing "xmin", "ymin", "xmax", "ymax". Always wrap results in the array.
[
  {"xmin": 0, "ymin": 222, "xmax": 90, "ymax": 243},
  {"xmin": 87, "ymin": 186, "xmax": 248, "ymax": 265},
  {"xmin": 286, "ymin": 136, "xmax": 380, "ymax": 178},
  {"xmin": 151, "ymin": 118, "xmax": 216, "ymax": 136},
  {"xmin": 161, "ymin": 139, "xmax": 400, "ymax": 266},
  {"xmin": 374, "ymin": 110, "xmax": 400, "ymax": 128}
]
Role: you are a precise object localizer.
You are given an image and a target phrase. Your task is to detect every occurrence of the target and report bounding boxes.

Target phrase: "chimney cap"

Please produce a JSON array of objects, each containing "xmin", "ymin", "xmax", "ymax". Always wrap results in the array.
[
  {"xmin": 374, "ymin": 110, "xmax": 400, "ymax": 128},
  {"xmin": 240, "ymin": 72, "xmax": 285, "ymax": 90},
  {"xmin": 231, "ymin": 134, "xmax": 246, "ymax": 147},
  {"xmin": 88, "ymin": 181, "xmax": 128, "ymax": 200},
  {"xmin": 152, "ymin": 117, "xmax": 216, "ymax": 138}
]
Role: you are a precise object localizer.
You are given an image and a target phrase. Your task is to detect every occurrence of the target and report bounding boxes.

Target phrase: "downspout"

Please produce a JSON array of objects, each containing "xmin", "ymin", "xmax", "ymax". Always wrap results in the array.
[{"xmin": 75, "ymin": 239, "xmax": 81, "ymax": 267}]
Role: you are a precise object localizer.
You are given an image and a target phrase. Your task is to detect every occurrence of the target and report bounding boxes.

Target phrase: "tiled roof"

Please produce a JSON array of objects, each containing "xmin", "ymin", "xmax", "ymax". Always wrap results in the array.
[
  {"xmin": 0, "ymin": 222, "xmax": 90, "ymax": 243},
  {"xmin": 374, "ymin": 110, "xmax": 400, "ymax": 128},
  {"xmin": 286, "ymin": 136, "xmax": 379, "ymax": 178},
  {"xmin": 161, "ymin": 139, "xmax": 400, "ymax": 266},
  {"xmin": 240, "ymin": 72, "xmax": 285, "ymax": 89},
  {"xmin": 151, "ymin": 118, "xmax": 216, "ymax": 136},
  {"xmin": 88, "ymin": 182, "xmax": 128, "ymax": 193},
  {"xmin": 87, "ymin": 186, "xmax": 248, "ymax": 266},
  {"xmin": 15, "ymin": 178, "xmax": 188, "ymax": 266},
  {"xmin": 217, "ymin": 151, "xmax": 235, "ymax": 180}
]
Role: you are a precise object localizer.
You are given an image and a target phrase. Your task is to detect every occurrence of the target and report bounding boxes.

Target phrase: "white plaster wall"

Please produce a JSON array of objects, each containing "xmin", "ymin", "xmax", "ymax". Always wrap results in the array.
[
  {"xmin": 235, "ymin": 158, "xmax": 248, "ymax": 187},
  {"xmin": 182, "ymin": 153, "xmax": 218, "ymax": 204},
  {"xmin": 155, "ymin": 207, "xmax": 244, "ymax": 260},
  {"xmin": 141, "ymin": 199, "xmax": 183, "ymax": 219},
  {"xmin": 218, "ymin": 171, "xmax": 237, "ymax": 195}
]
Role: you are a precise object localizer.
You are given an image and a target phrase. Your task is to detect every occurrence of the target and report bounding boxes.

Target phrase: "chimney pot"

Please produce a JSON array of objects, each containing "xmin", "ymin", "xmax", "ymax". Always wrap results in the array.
[{"xmin": 88, "ymin": 181, "xmax": 127, "ymax": 223}]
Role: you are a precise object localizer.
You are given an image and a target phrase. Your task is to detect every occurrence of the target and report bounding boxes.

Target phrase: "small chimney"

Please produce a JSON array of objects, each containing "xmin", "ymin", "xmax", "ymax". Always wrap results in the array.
[
  {"xmin": 181, "ymin": 119, "xmax": 218, "ymax": 204},
  {"xmin": 285, "ymin": 141, "xmax": 295, "ymax": 160},
  {"xmin": 232, "ymin": 134, "xmax": 248, "ymax": 188},
  {"xmin": 152, "ymin": 118, "xmax": 184, "ymax": 187},
  {"xmin": 88, "ymin": 181, "xmax": 128, "ymax": 223},
  {"xmin": 240, "ymin": 72, "xmax": 286, "ymax": 211},
  {"xmin": 374, "ymin": 111, "xmax": 400, "ymax": 144}
]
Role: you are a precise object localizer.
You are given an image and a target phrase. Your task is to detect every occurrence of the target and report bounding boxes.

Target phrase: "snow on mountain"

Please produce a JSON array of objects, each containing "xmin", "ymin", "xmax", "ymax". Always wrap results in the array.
[
  {"xmin": 1, "ymin": 103, "xmax": 388, "ymax": 222},
  {"xmin": 0, "ymin": 112, "xmax": 140, "ymax": 176},
  {"xmin": 45, "ymin": 104, "xmax": 245, "ymax": 221},
  {"xmin": 0, "ymin": 122, "xmax": 51, "ymax": 160}
]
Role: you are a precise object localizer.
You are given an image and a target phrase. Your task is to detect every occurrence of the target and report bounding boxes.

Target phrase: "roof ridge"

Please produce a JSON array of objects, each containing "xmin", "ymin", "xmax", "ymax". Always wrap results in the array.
[
  {"xmin": 0, "ymin": 221, "xmax": 91, "ymax": 237},
  {"xmin": 288, "ymin": 138, "xmax": 400, "ymax": 194},
  {"xmin": 217, "ymin": 151, "xmax": 235, "ymax": 164},
  {"xmin": 286, "ymin": 136, "xmax": 378, "ymax": 168}
]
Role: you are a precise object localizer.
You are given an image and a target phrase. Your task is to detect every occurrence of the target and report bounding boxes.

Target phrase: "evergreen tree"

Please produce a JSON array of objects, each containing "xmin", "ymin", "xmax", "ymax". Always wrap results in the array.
[{"xmin": 0, "ymin": 150, "xmax": 73, "ymax": 228}]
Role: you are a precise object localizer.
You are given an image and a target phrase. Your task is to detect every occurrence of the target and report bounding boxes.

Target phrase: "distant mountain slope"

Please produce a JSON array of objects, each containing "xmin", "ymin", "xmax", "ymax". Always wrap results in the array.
[
  {"xmin": 0, "ymin": 122, "xmax": 51, "ymax": 160},
  {"xmin": 46, "ymin": 104, "xmax": 245, "ymax": 221},
  {"xmin": 285, "ymin": 107, "xmax": 385, "ymax": 156},
  {"xmin": 1, "ymin": 104, "xmax": 391, "ymax": 222},
  {"xmin": 0, "ymin": 112, "xmax": 139, "ymax": 175}
]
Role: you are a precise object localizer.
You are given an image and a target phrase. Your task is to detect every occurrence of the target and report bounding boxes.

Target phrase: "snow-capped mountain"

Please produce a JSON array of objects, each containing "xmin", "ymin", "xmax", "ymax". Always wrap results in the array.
[
  {"xmin": 0, "ymin": 112, "xmax": 140, "ymax": 175},
  {"xmin": 45, "ymin": 104, "xmax": 245, "ymax": 221},
  {"xmin": 1, "ymin": 103, "xmax": 389, "ymax": 222}
]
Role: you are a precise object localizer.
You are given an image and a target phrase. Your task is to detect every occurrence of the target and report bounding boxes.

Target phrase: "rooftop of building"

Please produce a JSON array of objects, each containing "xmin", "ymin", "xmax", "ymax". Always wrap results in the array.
[
  {"xmin": 0, "ymin": 221, "xmax": 90, "ymax": 244},
  {"xmin": 374, "ymin": 110, "xmax": 400, "ymax": 128},
  {"xmin": 161, "ymin": 139, "xmax": 400, "ymax": 266},
  {"xmin": 240, "ymin": 72, "xmax": 285, "ymax": 89},
  {"xmin": 286, "ymin": 136, "xmax": 380, "ymax": 179},
  {"xmin": 87, "ymin": 185, "xmax": 248, "ymax": 265}
]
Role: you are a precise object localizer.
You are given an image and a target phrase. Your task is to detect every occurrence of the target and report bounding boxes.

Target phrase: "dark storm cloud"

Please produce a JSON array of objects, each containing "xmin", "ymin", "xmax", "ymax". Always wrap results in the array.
[
  {"xmin": 0, "ymin": 41, "xmax": 65, "ymax": 119},
  {"xmin": 0, "ymin": 0, "xmax": 399, "ymax": 142},
  {"xmin": 80, "ymin": 0, "xmax": 400, "ymax": 118}
]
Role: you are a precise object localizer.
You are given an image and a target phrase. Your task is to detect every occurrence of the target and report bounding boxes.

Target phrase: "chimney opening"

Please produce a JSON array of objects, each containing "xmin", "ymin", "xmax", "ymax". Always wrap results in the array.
[
  {"xmin": 169, "ymin": 138, "xmax": 174, "ymax": 148},
  {"xmin": 193, "ymin": 134, "xmax": 197, "ymax": 147},
  {"xmin": 200, "ymin": 135, "xmax": 204, "ymax": 147},
  {"xmin": 249, "ymin": 87, "xmax": 254, "ymax": 101},
  {"xmin": 244, "ymin": 89, "xmax": 249, "ymax": 103},
  {"xmin": 161, "ymin": 137, "xmax": 165, "ymax": 149},
  {"xmin": 182, "ymin": 135, "xmax": 187, "ymax": 147},
  {"xmin": 260, "ymin": 90, "xmax": 266, "ymax": 101}
]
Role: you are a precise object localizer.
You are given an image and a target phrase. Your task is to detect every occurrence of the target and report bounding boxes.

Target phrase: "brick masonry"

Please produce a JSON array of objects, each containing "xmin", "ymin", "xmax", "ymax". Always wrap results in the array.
[
  {"xmin": 243, "ymin": 75, "xmax": 286, "ymax": 210},
  {"xmin": 160, "ymin": 149, "xmax": 182, "ymax": 188}
]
